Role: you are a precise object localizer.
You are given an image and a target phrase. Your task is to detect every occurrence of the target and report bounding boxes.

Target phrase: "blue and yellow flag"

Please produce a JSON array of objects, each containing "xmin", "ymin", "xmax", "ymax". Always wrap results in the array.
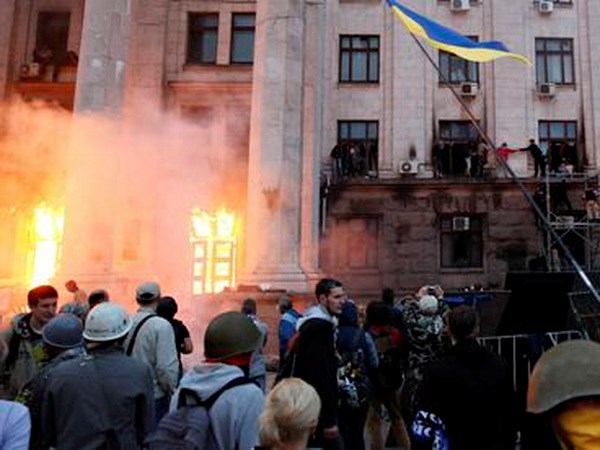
[{"xmin": 386, "ymin": 0, "xmax": 530, "ymax": 64}]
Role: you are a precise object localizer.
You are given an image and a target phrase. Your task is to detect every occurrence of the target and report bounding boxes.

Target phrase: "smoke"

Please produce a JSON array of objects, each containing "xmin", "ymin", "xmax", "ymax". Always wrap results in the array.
[{"xmin": 0, "ymin": 98, "xmax": 250, "ymax": 344}]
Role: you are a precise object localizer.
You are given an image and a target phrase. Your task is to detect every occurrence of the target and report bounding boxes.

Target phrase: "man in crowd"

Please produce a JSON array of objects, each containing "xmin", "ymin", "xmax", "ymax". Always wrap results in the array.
[
  {"xmin": 277, "ymin": 295, "xmax": 302, "ymax": 363},
  {"xmin": 42, "ymin": 303, "xmax": 154, "ymax": 449},
  {"xmin": 25, "ymin": 313, "xmax": 86, "ymax": 449},
  {"xmin": 64, "ymin": 280, "xmax": 87, "ymax": 304},
  {"xmin": 401, "ymin": 292, "xmax": 446, "ymax": 426},
  {"xmin": 417, "ymin": 306, "xmax": 516, "ymax": 450},
  {"xmin": 527, "ymin": 339, "xmax": 600, "ymax": 449},
  {"xmin": 1, "ymin": 285, "xmax": 57, "ymax": 398},
  {"xmin": 170, "ymin": 311, "xmax": 264, "ymax": 449},
  {"xmin": 87, "ymin": 289, "xmax": 109, "ymax": 310},
  {"xmin": 286, "ymin": 278, "xmax": 346, "ymax": 449},
  {"xmin": 123, "ymin": 282, "xmax": 179, "ymax": 423},
  {"xmin": 241, "ymin": 298, "xmax": 269, "ymax": 392}
]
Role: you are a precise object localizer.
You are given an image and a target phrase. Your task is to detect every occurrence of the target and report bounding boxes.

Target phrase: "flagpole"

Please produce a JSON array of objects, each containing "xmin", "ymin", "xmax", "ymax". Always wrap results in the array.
[{"xmin": 407, "ymin": 33, "xmax": 600, "ymax": 304}]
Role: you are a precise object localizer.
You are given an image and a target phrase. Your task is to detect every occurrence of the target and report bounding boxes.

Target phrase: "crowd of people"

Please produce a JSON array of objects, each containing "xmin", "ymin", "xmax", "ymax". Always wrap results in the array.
[{"xmin": 0, "ymin": 277, "xmax": 599, "ymax": 449}]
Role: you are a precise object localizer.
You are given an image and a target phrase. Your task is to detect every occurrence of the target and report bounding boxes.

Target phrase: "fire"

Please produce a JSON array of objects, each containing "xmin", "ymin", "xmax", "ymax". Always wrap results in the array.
[
  {"xmin": 29, "ymin": 204, "xmax": 64, "ymax": 288},
  {"xmin": 190, "ymin": 208, "xmax": 238, "ymax": 294}
]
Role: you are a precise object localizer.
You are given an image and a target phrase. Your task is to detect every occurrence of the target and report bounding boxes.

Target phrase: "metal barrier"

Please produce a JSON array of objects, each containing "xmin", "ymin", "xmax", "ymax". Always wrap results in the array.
[
  {"xmin": 478, "ymin": 330, "xmax": 583, "ymax": 392},
  {"xmin": 568, "ymin": 291, "xmax": 600, "ymax": 341}
]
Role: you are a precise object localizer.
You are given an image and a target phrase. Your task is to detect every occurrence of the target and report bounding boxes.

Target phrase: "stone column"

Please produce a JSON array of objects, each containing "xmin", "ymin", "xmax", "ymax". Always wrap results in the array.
[
  {"xmin": 242, "ymin": 0, "xmax": 310, "ymax": 291},
  {"xmin": 124, "ymin": 0, "xmax": 169, "ymax": 109},
  {"xmin": 73, "ymin": 0, "xmax": 131, "ymax": 113},
  {"xmin": 62, "ymin": 1, "xmax": 133, "ymax": 288},
  {"xmin": 0, "ymin": 0, "xmax": 16, "ymax": 99}
]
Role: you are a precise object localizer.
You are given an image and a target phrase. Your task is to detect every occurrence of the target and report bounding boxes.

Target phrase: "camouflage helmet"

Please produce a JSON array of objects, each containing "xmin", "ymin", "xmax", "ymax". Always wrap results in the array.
[
  {"xmin": 527, "ymin": 339, "xmax": 600, "ymax": 414},
  {"xmin": 204, "ymin": 311, "xmax": 261, "ymax": 361}
]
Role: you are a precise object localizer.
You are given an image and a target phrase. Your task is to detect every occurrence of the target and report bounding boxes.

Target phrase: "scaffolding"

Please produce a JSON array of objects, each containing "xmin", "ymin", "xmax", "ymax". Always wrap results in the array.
[{"xmin": 537, "ymin": 171, "xmax": 600, "ymax": 271}]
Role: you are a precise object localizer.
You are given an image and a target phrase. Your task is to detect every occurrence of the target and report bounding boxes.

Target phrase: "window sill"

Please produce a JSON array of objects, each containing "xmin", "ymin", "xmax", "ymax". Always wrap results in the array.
[
  {"xmin": 440, "ymin": 267, "xmax": 485, "ymax": 274},
  {"xmin": 182, "ymin": 63, "xmax": 253, "ymax": 72},
  {"xmin": 438, "ymin": 82, "xmax": 479, "ymax": 87},
  {"xmin": 337, "ymin": 82, "xmax": 381, "ymax": 88}
]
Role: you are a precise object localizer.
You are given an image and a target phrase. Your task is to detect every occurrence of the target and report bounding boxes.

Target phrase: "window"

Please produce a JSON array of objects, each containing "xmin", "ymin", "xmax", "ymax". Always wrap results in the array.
[
  {"xmin": 339, "ymin": 36, "xmax": 380, "ymax": 83},
  {"xmin": 440, "ymin": 215, "xmax": 483, "ymax": 269},
  {"xmin": 438, "ymin": 120, "xmax": 478, "ymax": 144},
  {"xmin": 230, "ymin": 13, "xmax": 255, "ymax": 64},
  {"xmin": 539, "ymin": 120, "xmax": 578, "ymax": 170},
  {"xmin": 337, "ymin": 121, "xmax": 379, "ymax": 177},
  {"xmin": 35, "ymin": 12, "xmax": 70, "ymax": 65},
  {"xmin": 188, "ymin": 13, "xmax": 219, "ymax": 64},
  {"xmin": 439, "ymin": 37, "xmax": 479, "ymax": 84},
  {"xmin": 437, "ymin": 121, "xmax": 479, "ymax": 176},
  {"xmin": 535, "ymin": 38, "xmax": 574, "ymax": 85}
]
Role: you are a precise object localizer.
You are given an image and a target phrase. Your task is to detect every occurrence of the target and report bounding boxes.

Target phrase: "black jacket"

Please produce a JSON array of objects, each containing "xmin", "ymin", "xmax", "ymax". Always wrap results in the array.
[
  {"xmin": 418, "ymin": 339, "xmax": 517, "ymax": 450},
  {"xmin": 293, "ymin": 315, "xmax": 338, "ymax": 443}
]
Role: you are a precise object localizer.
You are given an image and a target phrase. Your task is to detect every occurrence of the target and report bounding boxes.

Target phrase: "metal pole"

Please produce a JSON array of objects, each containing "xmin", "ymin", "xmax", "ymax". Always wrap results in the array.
[{"xmin": 408, "ymin": 33, "xmax": 600, "ymax": 304}]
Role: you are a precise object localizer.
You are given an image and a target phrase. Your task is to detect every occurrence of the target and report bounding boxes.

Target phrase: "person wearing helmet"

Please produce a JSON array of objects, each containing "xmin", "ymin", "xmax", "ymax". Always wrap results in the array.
[
  {"xmin": 21, "ymin": 313, "xmax": 86, "ymax": 450},
  {"xmin": 1, "ymin": 285, "xmax": 58, "ymax": 399},
  {"xmin": 527, "ymin": 339, "xmax": 600, "ymax": 449},
  {"xmin": 123, "ymin": 281, "xmax": 179, "ymax": 423},
  {"xmin": 41, "ymin": 303, "xmax": 154, "ymax": 450},
  {"xmin": 170, "ymin": 311, "xmax": 264, "ymax": 449}
]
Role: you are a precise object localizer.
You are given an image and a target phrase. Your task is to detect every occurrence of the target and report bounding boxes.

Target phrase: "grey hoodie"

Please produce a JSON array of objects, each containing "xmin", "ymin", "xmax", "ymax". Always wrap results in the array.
[
  {"xmin": 170, "ymin": 363, "xmax": 264, "ymax": 450},
  {"xmin": 296, "ymin": 303, "xmax": 337, "ymax": 330}
]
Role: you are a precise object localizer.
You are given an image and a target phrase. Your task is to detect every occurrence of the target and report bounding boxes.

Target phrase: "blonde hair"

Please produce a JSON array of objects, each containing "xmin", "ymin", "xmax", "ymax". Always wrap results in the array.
[{"xmin": 259, "ymin": 378, "xmax": 321, "ymax": 448}]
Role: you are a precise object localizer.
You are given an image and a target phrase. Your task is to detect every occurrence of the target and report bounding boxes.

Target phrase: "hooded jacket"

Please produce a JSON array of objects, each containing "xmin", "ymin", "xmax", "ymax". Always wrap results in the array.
[
  {"xmin": 418, "ymin": 339, "xmax": 517, "ymax": 450},
  {"xmin": 42, "ymin": 346, "xmax": 155, "ymax": 450},
  {"xmin": 292, "ymin": 304, "xmax": 339, "ymax": 446},
  {"xmin": 171, "ymin": 363, "xmax": 264, "ymax": 450}
]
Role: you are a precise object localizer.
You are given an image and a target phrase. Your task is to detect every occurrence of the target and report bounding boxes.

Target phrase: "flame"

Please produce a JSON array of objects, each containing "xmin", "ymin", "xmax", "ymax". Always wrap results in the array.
[
  {"xmin": 29, "ymin": 204, "xmax": 64, "ymax": 287},
  {"xmin": 190, "ymin": 208, "xmax": 237, "ymax": 294}
]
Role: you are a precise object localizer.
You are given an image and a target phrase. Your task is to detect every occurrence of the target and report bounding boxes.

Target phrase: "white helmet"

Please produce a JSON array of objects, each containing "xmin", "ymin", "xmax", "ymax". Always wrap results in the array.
[{"xmin": 83, "ymin": 303, "xmax": 132, "ymax": 342}]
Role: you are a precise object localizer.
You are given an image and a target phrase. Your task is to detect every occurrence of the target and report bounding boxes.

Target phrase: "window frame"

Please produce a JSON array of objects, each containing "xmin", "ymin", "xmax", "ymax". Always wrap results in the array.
[
  {"xmin": 187, "ymin": 12, "xmax": 219, "ymax": 65},
  {"xmin": 538, "ymin": 120, "xmax": 577, "ymax": 160},
  {"xmin": 438, "ymin": 37, "xmax": 480, "ymax": 85},
  {"xmin": 338, "ymin": 35, "xmax": 380, "ymax": 84},
  {"xmin": 337, "ymin": 120, "xmax": 379, "ymax": 148},
  {"xmin": 230, "ymin": 13, "xmax": 256, "ymax": 65},
  {"xmin": 535, "ymin": 37, "xmax": 575, "ymax": 86},
  {"xmin": 439, "ymin": 214, "xmax": 484, "ymax": 270}
]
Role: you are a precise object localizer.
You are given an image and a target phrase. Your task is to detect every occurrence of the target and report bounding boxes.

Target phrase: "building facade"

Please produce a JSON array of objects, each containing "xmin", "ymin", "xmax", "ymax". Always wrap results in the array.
[{"xmin": 1, "ymin": 0, "xmax": 600, "ymax": 305}]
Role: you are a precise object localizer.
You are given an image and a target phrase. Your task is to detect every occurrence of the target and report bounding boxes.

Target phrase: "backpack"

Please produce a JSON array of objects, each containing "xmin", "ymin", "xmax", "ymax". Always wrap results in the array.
[
  {"xmin": 145, "ymin": 377, "xmax": 253, "ymax": 450},
  {"xmin": 337, "ymin": 329, "xmax": 371, "ymax": 409},
  {"xmin": 372, "ymin": 327, "xmax": 405, "ymax": 392}
]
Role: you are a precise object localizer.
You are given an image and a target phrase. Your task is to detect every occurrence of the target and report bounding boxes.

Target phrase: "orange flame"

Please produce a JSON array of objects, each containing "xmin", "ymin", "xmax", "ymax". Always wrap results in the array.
[
  {"xmin": 190, "ymin": 208, "xmax": 237, "ymax": 294},
  {"xmin": 29, "ymin": 204, "xmax": 64, "ymax": 288}
]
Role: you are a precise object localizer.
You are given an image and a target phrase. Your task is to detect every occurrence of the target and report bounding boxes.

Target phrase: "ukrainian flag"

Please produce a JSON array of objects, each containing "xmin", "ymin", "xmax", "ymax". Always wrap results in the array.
[{"xmin": 386, "ymin": 0, "xmax": 530, "ymax": 64}]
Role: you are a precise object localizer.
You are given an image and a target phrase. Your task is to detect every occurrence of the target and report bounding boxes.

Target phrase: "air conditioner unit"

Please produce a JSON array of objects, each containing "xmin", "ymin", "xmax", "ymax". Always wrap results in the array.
[
  {"xmin": 19, "ymin": 63, "xmax": 41, "ymax": 79},
  {"xmin": 451, "ymin": 0, "xmax": 470, "ymax": 12},
  {"xmin": 399, "ymin": 160, "xmax": 419, "ymax": 175},
  {"xmin": 452, "ymin": 216, "xmax": 471, "ymax": 231},
  {"xmin": 539, "ymin": 1, "xmax": 554, "ymax": 14},
  {"xmin": 460, "ymin": 82, "xmax": 479, "ymax": 97},
  {"xmin": 538, "ymin": 82, "xmax": 556, "ymax": 98}
]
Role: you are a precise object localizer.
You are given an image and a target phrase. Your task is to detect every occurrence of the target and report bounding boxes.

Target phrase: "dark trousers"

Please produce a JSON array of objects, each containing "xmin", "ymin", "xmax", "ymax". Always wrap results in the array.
[
  {"xmin": 534, "ymin": 157, "xmax": 546, "ymax": 177},
  {"xmin": 339, "ymin": 403, "xmax": 369, "ymax": 450},
  {"xmin": 155, "ymin": 396, "xmax": 170, "ymax": 426}
]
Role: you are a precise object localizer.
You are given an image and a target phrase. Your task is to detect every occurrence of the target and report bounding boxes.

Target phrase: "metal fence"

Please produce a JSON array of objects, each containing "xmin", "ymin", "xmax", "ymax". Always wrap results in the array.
[
  {"xmin": 568, "ymin": 291, "xmax": 600, "ymax": 341},
  {"xmin": 478, "ymin": 330, "xmax": 582, "ymax": 394}
]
